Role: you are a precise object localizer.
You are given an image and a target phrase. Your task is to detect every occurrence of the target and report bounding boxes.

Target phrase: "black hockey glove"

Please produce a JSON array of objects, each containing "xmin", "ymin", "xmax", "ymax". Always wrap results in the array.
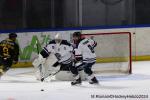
[{"xmin": 52, "ymin": 61, "xmax": 60, "ymax": 67}]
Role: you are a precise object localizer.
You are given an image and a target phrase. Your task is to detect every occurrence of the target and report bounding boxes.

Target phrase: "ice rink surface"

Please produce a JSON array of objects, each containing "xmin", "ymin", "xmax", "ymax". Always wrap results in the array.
[{"xmin": 0, "ymin": 61, "xmax": 150, "ymax": 100}]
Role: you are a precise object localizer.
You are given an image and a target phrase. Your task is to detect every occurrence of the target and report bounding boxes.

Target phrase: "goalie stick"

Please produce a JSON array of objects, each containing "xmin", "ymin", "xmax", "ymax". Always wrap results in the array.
[{"xmin": 40, "ymin": 69, "xmax": 60, "ymax": 82}]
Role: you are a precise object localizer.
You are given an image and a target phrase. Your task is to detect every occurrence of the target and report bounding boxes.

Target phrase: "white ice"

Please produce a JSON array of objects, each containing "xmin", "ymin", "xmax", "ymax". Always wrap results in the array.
[{"xmin": 0, "ymin": 61, "xmax": 150, "ymax": 100}]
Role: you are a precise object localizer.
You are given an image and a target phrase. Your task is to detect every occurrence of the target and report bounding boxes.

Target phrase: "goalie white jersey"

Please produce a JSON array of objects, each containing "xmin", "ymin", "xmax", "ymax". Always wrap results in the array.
[
  {"xmin": 77, "ymin": 38, "xmax": 97, "ymax": 63},
  {"xmin": 41, "ymin": 40, "xmax": 73, "ymax": 64}
]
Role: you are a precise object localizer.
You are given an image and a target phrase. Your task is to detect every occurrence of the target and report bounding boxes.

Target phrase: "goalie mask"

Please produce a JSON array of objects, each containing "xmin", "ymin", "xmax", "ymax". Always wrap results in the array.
[{"xmin": 55, "ymin": 33, "xmax": 62, "ymax": 44}]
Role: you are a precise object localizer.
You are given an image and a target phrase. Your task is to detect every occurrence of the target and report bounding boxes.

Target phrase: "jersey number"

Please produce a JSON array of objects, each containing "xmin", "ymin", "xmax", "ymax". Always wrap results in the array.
[
  {"xmin": 88, "ymin": 45, "xmax": 94, "ymax": 53},
  {"xmin": 3, "ymin": 46, "xmax": 9, "ymax": 56}
]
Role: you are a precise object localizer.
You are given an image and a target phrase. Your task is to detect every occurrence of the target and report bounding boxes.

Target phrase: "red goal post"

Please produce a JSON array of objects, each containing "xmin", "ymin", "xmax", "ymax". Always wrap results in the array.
[{"xmin": 82, "ymin": 32, "xmax": 132, "ymax": 74}]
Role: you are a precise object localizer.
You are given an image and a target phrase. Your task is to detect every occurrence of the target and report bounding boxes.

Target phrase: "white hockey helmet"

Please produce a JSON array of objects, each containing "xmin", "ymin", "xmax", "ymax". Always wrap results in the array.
[{"xmin": 54, "ymin": 33, "xmax": 62, "ymax": 44}]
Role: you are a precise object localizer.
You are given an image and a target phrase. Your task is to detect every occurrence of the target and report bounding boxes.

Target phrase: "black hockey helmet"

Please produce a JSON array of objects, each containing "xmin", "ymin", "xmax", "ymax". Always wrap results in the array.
[
  {"xmin": 9, "ymin": 33, "xmax": 17, "ymax": 38},
  {"xmin": 73, "ymin": 32, "xmax": 82, "ymax": 44},
  {"xmin": 73, "ymin": 32, "xmax": 81, "ymax": 38}
]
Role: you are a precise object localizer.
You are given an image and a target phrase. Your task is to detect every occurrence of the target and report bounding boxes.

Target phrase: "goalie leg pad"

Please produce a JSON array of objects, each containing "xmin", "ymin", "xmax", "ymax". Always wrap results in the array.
[{"xmin": 32, "ymin": 54, "xmax": 46, "ymax": 68}]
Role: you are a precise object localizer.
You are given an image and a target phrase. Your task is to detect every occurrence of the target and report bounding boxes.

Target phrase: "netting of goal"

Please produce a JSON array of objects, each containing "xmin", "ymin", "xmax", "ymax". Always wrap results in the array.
[{"xmin": 82, "ymin": 32, "xmax": 132, "ymax": 74}]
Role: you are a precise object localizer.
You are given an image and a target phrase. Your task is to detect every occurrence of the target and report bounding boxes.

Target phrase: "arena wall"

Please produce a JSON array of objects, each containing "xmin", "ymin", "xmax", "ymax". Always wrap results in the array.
[{"xmin": 0, "ymin": 27, "xmax": 150, "ymax": 67}]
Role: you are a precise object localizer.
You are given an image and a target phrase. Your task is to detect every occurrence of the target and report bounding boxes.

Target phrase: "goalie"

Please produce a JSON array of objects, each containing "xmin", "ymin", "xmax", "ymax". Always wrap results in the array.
[{"xmin": 33, "ymin": 33, "xmax": 82, "ymax": 85}]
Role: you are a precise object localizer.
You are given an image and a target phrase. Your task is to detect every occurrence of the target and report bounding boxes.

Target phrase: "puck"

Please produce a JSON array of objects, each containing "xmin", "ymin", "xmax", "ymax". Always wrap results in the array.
[{"xmin": 41, "ymin": 89, "xmax": 44, "ymax": 91}]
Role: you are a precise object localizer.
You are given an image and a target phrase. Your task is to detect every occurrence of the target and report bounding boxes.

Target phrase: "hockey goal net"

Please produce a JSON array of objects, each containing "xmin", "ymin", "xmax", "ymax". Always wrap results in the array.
[{"xmin": 82, "ymin": 32, "xmax": 132, "ymax": 74}]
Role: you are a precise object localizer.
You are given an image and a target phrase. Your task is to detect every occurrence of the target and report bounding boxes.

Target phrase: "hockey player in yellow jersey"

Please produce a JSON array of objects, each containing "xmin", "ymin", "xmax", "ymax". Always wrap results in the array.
[{"xmin": 0, "ymin": 33, "xmax": 19, "ymax": 78}]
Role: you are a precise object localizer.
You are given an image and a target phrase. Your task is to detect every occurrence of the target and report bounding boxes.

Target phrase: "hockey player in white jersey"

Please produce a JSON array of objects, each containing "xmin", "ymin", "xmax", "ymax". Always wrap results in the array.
[
  {"xmin": 73, "ymin": 32, "xmax": 98, "ymax": 84},
  {"xmin": 33, "ymin": 33, "xmax": 81, "ymax": 85}
]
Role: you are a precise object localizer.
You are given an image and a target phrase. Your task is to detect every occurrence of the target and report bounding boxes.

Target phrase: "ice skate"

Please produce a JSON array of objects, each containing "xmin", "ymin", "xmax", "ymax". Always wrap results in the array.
[{"xmin": 89, "ymin": 76, "xmax": 99, "ymax": 84}]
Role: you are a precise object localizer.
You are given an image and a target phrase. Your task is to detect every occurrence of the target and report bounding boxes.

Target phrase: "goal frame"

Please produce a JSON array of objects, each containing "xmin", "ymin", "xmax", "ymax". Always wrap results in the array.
[{"xmin": 82, "ymin": 32, "xmax": 132, "ymax": 74}]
